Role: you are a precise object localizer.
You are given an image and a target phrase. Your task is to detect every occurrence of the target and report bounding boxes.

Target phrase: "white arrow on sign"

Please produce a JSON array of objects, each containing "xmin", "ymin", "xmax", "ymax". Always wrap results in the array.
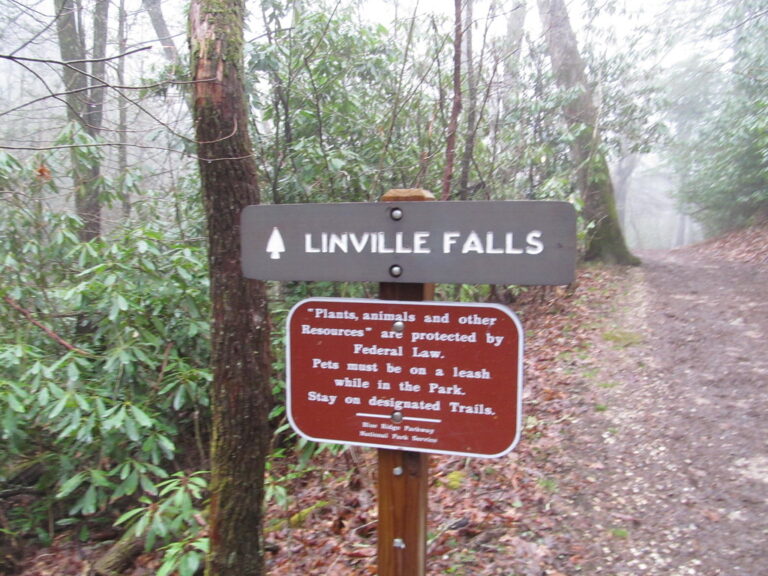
[{"xmin": 265, "ymin": 227, "xmax": 286, "ymax": 259}]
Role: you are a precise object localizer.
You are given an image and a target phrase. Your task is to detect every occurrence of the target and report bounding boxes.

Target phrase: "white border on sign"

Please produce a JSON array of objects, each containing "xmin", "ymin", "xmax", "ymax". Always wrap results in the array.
[{"xmin": 285, "ymin": 297, "xmax": 524, "ymax": 459}]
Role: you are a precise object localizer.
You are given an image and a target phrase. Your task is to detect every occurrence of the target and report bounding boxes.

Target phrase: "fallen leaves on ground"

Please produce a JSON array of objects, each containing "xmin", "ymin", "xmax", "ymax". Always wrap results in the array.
[
  {"xmin": 258, "ymin": 273, "xmax": 617, "ymax": 575},
  {"xmin": 17, "ymin": 225, "xmax": 768, "ymax": 575},
  {"xmin": 12, "ymin": 267, "xmax": 621, "ymax": 576},
  {"xmin": 686, "ymin": 221, "xmax": 768, "ymax": 263}
]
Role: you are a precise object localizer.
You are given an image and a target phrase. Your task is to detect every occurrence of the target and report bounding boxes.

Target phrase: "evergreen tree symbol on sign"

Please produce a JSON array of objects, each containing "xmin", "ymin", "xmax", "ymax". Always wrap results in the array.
[{"xmin": 266, "ymin": 227, "xmax": 286, "ymax": 259}]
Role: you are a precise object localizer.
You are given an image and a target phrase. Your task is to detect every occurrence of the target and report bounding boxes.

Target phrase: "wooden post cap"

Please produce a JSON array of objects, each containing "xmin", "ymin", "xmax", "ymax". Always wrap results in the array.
[{"xmin": 381, "ymin": 189, "xmax": 435, "ymax": 202}]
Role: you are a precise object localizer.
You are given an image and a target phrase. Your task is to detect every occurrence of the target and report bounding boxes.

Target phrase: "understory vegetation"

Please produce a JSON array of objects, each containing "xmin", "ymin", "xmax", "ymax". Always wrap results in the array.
[{"xmin": 1, "ymin": 0, "xmax": 766, "ymax": 574}]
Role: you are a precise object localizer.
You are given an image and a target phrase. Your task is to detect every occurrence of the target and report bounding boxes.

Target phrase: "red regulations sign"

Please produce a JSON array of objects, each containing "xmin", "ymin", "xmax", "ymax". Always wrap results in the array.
[{"xmin": 286, "ymin": 298, "xmax": 523, "ymax": 458}]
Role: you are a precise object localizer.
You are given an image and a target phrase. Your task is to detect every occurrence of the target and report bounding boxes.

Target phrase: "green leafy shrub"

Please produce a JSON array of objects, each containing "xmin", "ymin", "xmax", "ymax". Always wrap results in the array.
[{"xmin": 0, "ymin": 152, "xmax": 211, "ymax": 542}]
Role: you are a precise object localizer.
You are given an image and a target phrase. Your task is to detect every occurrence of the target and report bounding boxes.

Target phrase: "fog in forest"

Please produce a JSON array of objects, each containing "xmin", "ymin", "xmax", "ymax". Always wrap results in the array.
[
  {"xmin": 1, "ymin": 1, "xmax": 766, "ymax": 574},
  {"xmin": 613, "ymin": 155, "xmax": 703, "ymax": 250},
  {"xmin": 2, "ymin": 0, "xmax": 763, "ymax": 243}
]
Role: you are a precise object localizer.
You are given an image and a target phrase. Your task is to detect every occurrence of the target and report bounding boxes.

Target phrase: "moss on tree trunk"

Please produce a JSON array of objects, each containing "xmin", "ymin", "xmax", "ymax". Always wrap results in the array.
[
  {"xmin": 190, "ymin": 0, "xmax": 272, "ymax": 574},
  {"xmin": 538, "ymin": 0, "xmax": 639, "ymax": 265},
  {"xmin": 580, "ymin": 148, "xmax": 641, "ymax": 265}
]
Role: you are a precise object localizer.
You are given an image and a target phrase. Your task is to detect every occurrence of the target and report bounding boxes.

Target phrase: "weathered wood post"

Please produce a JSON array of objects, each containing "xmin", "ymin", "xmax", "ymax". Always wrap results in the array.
[
  {"xmin": 240, "ymin": 192, "xmax": 577, "ymax": 574},
  {"xmin": 377, "ymin": 188, "xmax": 434, "ymax": 576}
]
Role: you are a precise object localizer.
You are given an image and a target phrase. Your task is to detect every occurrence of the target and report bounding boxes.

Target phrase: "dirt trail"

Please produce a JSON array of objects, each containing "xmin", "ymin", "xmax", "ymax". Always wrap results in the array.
[{"xmin": 554, "ymin": 248, "xmax": 768, "ymax": 575}]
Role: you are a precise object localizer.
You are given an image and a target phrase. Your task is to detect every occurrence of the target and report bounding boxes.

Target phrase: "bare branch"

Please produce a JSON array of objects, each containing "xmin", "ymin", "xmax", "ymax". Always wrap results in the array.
[
  {"xmin": 0, "ymin": 487, "xmax": 44, "ymax": 499},
  {"xmin": 0, "ymin": 116, "xmax": 255, "ymax": 163},
  {"xmin": 718, "ymin": 7, "xmax": 768, "ymax": 35},
  {"xmin": 0, "ymin": 77, "xmax": 204, "ymax": 119},
  {"xmin": 2, "ymin": 295, "xmax": 91, "ymax": 356},
  {"xmin": 10, "ymin": 0, "xmax": 63, "ymax": 57},
  {"xmin": 0, "ymin": 45, "xmax": 152, "ymax": 67},
  {"xmin": 2, "ymin": 57, "xmax": 75, "ymax": 119}
]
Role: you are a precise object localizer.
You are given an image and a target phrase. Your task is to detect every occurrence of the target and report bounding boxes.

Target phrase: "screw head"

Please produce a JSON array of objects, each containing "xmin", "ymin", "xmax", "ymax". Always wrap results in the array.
[
  {"xmin": 390, "ymin": 207, "xmax": 403, "ymax": 221},
  {"xmin": 389, "ymin": 265, "xmax": 403, "ymax": 278}
]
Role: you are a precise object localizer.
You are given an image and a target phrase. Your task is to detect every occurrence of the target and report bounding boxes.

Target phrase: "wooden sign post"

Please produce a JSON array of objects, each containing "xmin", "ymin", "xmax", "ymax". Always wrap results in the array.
[
  {"xmin": 377, "ymin": 188, "xmax": 433, "ymax": 576},
  {"xmin": 241, "ymin": 188, "xmax": 574, "ymax": 574}
]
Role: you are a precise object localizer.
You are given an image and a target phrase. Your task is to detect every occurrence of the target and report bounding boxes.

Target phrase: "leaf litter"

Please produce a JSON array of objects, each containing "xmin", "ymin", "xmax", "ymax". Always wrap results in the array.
[{"xmin": 16, "ymin": 225, "xmax": 768, "ymax": 575}]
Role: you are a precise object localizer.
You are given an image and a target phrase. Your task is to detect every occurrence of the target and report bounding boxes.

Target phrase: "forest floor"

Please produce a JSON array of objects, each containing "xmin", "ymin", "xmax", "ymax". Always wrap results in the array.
[
  {"xmin": 260, "ymin": 228, "xmax": 768, "ymax": 576},
  {"xmin": 16, "ymin": 224, "xmax": 768, "ymax": 575},
  {"xmin": 543, "ymin": 230, "xmax": 768, "ymax": 576},
  {"xmin": 260, "ymin": 225, "xmax": 768, "ymax": 576}
]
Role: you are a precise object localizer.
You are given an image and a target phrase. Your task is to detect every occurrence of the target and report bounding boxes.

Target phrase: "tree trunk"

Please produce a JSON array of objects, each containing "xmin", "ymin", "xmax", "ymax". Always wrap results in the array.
[
  {"xmin": 458, "ymin": 0, "xmax": 475, "ymax": 201},
  {"xmin": 441, "ymin": 0, "xmax": 463, "ymax": 200},
  {"xmin": 537, "ymin": 0, "xmax": 639, "ymax": 264},
  {"xmin": 92, "ymin": 530, "xmax": 144, "ymax": 576},
  {"xmin": 117, "ymin": 0, "xmax": 130, "ymax": 217},
  {"xmin": 88, "ymin": 0, "xmax": 109, "ymax": 132},
  {"xmin": 613, "ymin": 153, "xmax": 640, "ymax": 230},
  {"xmin": 190, "ymin": 0, "xmax": 272, "ymax": 574},
  {"xmin": 488, "ymin": 3, "xmax": 526, "ymax": 198},
  {"xmin": 54, "ymin": 0, "xmax": 102, "ymax": 241},
  {"xmin": 142, "ymin": 0, "xmax": 179, "ymax": 63}
]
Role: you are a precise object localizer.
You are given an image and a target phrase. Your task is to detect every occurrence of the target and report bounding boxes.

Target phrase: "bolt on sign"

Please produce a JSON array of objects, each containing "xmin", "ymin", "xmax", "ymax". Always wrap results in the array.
[
  {"xmin": 242, "ymin": 200, "xmax": 576, "ymax": 285},
  {"xmin": 286, "ymin": 298, "xmax": 523, "ymax": 458}
]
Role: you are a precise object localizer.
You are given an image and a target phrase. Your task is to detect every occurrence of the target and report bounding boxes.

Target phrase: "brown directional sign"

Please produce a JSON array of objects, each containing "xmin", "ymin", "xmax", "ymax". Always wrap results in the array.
[
  {"xmin": 286, "ymin": 298, "xmax": 523, "ymax": 458},
  {"xmin": 241, "ymin": 201, "xmax": 576, "ymax": 285}
]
